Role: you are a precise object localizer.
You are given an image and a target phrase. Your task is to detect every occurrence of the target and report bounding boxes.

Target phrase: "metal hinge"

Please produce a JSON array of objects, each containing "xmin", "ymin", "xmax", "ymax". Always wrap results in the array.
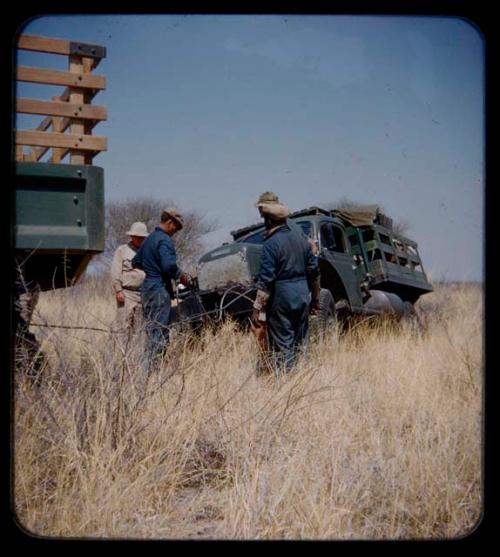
[{"xmin": 69, "ymin": 41, "xmax": 106, "ymax": 59}]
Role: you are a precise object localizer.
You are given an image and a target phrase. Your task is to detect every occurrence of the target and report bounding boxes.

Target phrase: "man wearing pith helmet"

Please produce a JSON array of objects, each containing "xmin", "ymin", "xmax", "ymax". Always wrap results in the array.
[
  {"xmin": 132, "ymin": 208, "xmax": 191, "ymax": 370},
  {"xmin": 251, "ymin": 192, "xmax": 321, "ymax": 374},
  {"xmin": 110, "ymin": 221, "xmax": 148, "ymax": 339}
]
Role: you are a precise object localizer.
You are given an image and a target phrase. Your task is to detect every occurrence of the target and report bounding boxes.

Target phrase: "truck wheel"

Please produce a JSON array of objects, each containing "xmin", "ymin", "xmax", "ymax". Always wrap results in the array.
[
  {"xmin": 318, "ymin": 288, "xmax": 336, "ymax": 326},
  {"xmin": 310, "ymin": 288, "xmax": 336, "ymax": 338}
]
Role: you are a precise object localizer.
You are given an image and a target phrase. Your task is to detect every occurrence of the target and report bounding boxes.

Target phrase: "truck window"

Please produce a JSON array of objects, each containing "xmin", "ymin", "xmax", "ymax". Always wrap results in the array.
[
  {"xmin": 295, "ymin": 221, "xmax": 313, "ymax": 238},
  {"xmin": 320, "ymin": 223, "xmax": 346, "ymax": 253}
]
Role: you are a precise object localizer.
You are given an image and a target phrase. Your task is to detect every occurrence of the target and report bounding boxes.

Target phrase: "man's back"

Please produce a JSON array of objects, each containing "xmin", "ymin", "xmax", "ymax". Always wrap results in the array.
[
  {"xmin": 257, "ymin": 225, "xmax": 317, "ymax": 287},
  {"xmin": 133, "ymin": 227, "xmax": 180, "ymax": 293}
]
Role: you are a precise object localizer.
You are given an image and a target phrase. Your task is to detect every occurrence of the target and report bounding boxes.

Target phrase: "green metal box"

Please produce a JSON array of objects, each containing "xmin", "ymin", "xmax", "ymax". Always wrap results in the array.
[{"xmin": 14, "ymin": 161, "xmax": 105, "ymax": 290}]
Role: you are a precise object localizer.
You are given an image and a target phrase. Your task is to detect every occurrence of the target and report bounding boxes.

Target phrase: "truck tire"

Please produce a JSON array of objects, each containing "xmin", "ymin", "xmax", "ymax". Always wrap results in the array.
[
  {"xmin": 309, "ymin": 288, "xmax": 336, "ymax": 339},
  {"xmin": 317, "ymin": 288, "xmax": 336, "ymax": 326}
]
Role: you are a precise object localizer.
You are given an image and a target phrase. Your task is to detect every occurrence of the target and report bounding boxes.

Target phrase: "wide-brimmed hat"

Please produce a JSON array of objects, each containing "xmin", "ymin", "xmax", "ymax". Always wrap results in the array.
[
  {"xmin": 258, "ymin": 202, "xmax": 290, "ymax": 220},
  {"xmin": 255, "ymin": 191, "xmax": 280, "ymax": 207},
  {"xmin": 161, "ymin": 208, "xmax": 184, "ymax": 230},
  {"xmin": 126, "ymin": 221, "xmax": 148, "ymax": 237}
]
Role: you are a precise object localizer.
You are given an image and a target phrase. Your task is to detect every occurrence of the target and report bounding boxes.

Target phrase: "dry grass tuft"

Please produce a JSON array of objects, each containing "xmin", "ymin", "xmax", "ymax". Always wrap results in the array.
[{"xmin": 13, "ymin": 280, "xmax": 483, "ymax": 540}]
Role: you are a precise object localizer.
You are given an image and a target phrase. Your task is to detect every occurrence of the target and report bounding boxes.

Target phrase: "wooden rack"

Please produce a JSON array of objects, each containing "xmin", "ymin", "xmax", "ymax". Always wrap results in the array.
[{"xmin": 14, "ymin": 34, "xmax": 107, "ymax": 165}]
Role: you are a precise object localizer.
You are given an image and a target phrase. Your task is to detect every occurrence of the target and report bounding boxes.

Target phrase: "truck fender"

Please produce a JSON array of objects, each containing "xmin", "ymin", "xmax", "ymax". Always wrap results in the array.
[{"xmin": 318, "ymin": 259, "xmax": 351, "ymax": 310}]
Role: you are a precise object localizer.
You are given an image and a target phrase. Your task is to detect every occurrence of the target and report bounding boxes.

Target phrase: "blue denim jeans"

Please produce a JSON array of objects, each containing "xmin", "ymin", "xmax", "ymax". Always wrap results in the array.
[{"xmin": 141, "ymin": 286, "xmax": 171, "ymax": 371}]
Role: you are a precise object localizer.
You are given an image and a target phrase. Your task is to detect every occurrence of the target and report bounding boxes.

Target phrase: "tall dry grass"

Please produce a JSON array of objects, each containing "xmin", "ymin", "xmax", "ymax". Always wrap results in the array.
[{"xmin": 13, "ymin": 280, "xmax": 483, "ymax": 540}]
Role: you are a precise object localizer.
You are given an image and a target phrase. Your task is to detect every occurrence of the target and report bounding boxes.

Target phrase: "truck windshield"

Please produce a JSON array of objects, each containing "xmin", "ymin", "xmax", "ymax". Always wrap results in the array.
[
  {"xmin": 237, "ymin": 220, "xmax": 312, "ymax": 245},
  {"xmin": 239, "ymin": 228, "xmax": 266, "ymax": 244}
]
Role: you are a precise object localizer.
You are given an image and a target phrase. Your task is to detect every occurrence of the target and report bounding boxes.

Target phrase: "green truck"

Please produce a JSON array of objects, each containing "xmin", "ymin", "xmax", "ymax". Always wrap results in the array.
[
  {"xmin": 13, "ymin": 34, "xmax": 107, "ymax": 365},
  {"xmin": 174, "ymin": 206, "xmax": 433, "ymax": 330}
]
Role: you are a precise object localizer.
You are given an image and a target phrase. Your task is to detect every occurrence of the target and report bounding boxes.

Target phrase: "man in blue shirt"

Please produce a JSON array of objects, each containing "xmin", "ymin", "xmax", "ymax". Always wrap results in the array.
[
  {"xmin": 132, "ymin": 208, "xmax": 190, "ymax": 370},
  {"xmin": 251, "ymin": 193, "xmax": 321, "ymax": 374}
]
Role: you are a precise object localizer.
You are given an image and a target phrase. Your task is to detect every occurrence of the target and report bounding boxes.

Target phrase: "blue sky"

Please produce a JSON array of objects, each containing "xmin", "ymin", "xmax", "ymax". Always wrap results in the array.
[{"xmin": 16, "ymin": 14, "xmax": 484, "ymax": 281}]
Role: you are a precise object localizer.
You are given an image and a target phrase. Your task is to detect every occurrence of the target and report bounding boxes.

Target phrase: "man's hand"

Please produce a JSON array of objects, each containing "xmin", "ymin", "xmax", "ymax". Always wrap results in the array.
[
  {"xmin": 116, "ymin": 291, "xmax": 125, "ymax": 305},
  {"xmin": 309, "ymin": 299, "xmax": 320, "ymax": 316},
  {"xmin": 179, "ymin": 272, "xmax": 192, "ymax": 287},
  {"xmin": 251, "ymin": 308, "xmax": 265, "ymax": 328}
]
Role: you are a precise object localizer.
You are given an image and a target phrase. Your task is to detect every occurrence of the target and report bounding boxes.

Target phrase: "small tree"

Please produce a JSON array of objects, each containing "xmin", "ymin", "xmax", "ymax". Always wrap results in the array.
[{"xmin": 92, "ymin": 196, "xmax": 217, "ymax": 274}]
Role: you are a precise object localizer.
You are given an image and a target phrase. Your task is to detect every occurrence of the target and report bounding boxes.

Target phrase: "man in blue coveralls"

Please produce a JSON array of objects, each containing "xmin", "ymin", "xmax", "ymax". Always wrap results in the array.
[
  {"xmin": 250, "ymin": 192, "xmax": 321, "ymax": 374},
  {"xmin": 132, "ymin": 208, "xmax": 191, "ymax": 370}
]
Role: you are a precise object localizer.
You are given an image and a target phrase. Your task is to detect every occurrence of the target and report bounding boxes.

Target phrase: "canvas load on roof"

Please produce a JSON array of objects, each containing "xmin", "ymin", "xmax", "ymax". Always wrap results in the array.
[{"xmin": 332, "ymin": 205, "xmax": 380, "ymax": 227}]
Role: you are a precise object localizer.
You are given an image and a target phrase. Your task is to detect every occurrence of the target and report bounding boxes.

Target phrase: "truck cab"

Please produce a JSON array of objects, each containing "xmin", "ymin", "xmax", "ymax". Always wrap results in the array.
[{"xmin": 178, "ymin": 206, "xmax": 432, "ymax": 329}]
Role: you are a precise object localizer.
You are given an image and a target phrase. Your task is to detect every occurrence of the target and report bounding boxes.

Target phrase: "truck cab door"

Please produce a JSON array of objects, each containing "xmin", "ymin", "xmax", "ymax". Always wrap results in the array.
[{"xmin": 318, "ymin": 221, "xmax": 364, "ymax": 308}]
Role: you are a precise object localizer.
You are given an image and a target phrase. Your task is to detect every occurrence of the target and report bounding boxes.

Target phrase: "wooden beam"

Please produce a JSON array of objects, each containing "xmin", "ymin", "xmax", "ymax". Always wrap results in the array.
[
  {"xmin": 23, "ymin": 117, "xmax": 53, "ymax": 161},
  {"xmin": 15, "ymin": 130, "xmax": 107, "ymax": 152},
  {"xmin": 50, "ymin": 149, "xmax": 69, "ymax": 163},
  {"xmin": 36, "ymin": 115, "xmax": 53, "ymax": 133},
  {"xmin": 83, "ymin": 74, "xmax": 94, "ymax": 164},
  {"xmin": 17, "ymin": 98, "xmax": 107, "ymax": 121},
  {"xmin": 51, "ymin": 114, "xmax": 65, "ymax": 163},
  {"xmin": 33, "ymin": 122, "xmax": 67, "ymax": 161},
  {"xmin": 17, "ymin": 35, "xmax": 105, "ymax": 72},
  {"xmin": 55, "ymin": 86, "xmax": 99, "ymax": 104},
  {"xmin": 69, "ymin": 54, "xmax": 85, "ymax": 164},
  {"xmin": 17, "ymin": 66, "xmax": 106, "ymax": 90},
  {"xmin": 29, "ymin": 115, "xmax": 71, "ymax": 161},
  {"xmin": 71, "ymin": 253, "xmax": 94, "ymax": 285},
  {"xmin": 32, "ymin": 115, "xmax": 103, "ymax": 163},
  {"xmin": 16, "ymin": 43, "xmax": 107, "ymax": 165},
  {"xmin": 34, "ymin": 90, "xmax": 69, "ymax": 133},
  {"xmin": 26, "ymin": 84, "xmax": 100, "ymax": 161},
  {"xmin": 17, "ymin": 35, "xmax": 71, "ymax": 55},
  {"xmin": 36, "ymin": 92, "xmax": 75, "ymax": 132},
  {"xmin": 17, "ymin": 35, "xmax": 105, "ymax": 59}
]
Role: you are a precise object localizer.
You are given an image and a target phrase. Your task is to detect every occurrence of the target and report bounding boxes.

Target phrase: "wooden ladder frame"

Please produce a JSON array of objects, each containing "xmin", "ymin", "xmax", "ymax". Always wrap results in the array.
[{"xmin": 14, "ymin": 34, "xmax": 107, "ymax": 165}]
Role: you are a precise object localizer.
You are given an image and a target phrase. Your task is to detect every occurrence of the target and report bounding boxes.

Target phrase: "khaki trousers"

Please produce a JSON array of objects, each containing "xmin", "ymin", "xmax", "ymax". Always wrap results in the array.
[{"xmin": 113, "ymin": 289, "xmax": 143, "ymax": 336}]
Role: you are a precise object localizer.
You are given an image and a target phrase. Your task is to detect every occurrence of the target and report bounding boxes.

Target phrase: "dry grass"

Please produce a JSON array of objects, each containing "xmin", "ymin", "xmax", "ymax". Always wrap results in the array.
[{"xmin": 13, "ymin": 279, "xmax": 483, "ymax": 540}]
